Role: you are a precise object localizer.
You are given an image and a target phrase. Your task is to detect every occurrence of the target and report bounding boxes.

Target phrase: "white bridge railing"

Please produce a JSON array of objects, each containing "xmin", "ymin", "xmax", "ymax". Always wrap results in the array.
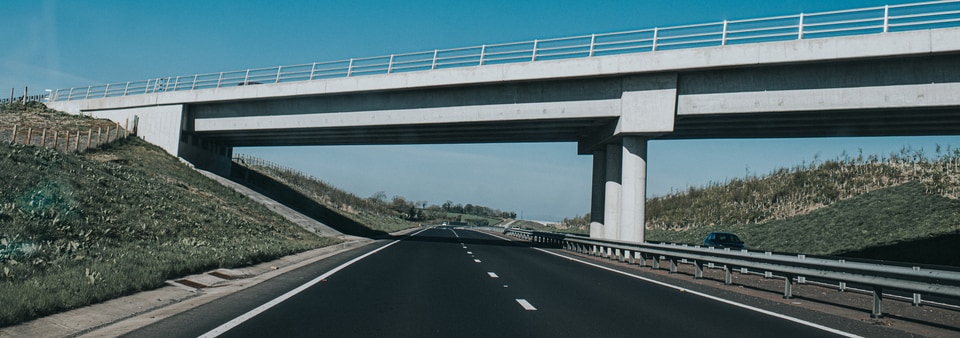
[{"xmin": 51, "ymin": 0, "xmax": 960, "ymax": 102}]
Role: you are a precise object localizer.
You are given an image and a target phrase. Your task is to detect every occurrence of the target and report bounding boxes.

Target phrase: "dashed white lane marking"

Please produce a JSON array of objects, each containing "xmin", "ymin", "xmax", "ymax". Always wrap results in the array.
[
  {"xmin": 467, "ymin": 251, "xmax": 473, "ymax": 255},
  {"xmin": 474, "ymin": 259, "xmax": 482, "ymax": 263},
  {"xmin": 516, "ymin": 299, "xmax": 537, "ymax": 311},
  {"xmin": 198, "ymin": 228, "xmax": 431, "ymax": 338},
  {"xmin": 488, "ymin": 272, "xmax": 499, "ymax": 278}
]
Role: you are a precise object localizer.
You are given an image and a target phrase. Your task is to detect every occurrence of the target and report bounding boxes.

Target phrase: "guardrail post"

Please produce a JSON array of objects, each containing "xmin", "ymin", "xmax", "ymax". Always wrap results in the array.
[
  {"xmin": 912, "ymin": 266, "xmax": 922, "ymax": 306},
  {"xmin": 694, "ymin": 261, "xmax": 703, "ymax": 279},
  {"xmin": 669, "ymin": 258, "xmax": 678, "ymax": 273},
  {"xmin": 721, "ymin": 20, "xmax": 728, "ymax": 45},
  {"xmin": 530, "ymin": 40, "xmax": 537, "ymax": 61},
  {"xmin": 479, "ymin": 45, "xmax": 487, "ymax": 65},
  {"xmin": 764, "ymin": 252, "xmax": 774, "ymax": 278},
  {"xmin": 798, "ymin": 13, "xmax": 805, "ymax": 39},
  {"xmin": 883, "ymin": 5, "xmax": 889, "ymax": 33},
  {"xmin": 872, "ymin": 287, "xmax": 884, "ymax": 318},
  {"xmin": 652, "ymin": 255, "xmax": 661, "ymax": 269},
  {"xmin": 637, "ymin": 252, "xmax": 646, "ymax": 267},
  {"xmin": 784, "ymin": 275, "xmax": 794, "ymax": 299},
  {"xmin": 724, "ymin": 265, "xmax": 733, "ymax": 284},
  {"xmin": 652, "ymin": 27, "xmax": 659, "ymax": 51}
]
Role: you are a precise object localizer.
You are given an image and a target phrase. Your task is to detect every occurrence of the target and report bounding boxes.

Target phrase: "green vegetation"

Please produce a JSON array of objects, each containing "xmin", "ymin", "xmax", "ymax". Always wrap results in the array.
[
  {"xmin": 0, "ymin": 103, "xmax": 336, "ymax": 327},
  {"xmin": 647, "ymin": 182, "xmax": 960, "ymax": 264},
  {"xmin": 237, "ymin": 159, "xmax": 512, "ymax": 229},
  {"xmin": 644, "ymin": 149, "xmax": 960, "ymax": 266}
]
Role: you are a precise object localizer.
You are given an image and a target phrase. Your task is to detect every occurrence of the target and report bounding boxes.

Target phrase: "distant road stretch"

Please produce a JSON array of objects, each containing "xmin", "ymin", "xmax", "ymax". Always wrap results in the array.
[{"xmin": 126, "ymin": 227, "xmax": 860, "ymax": 338}]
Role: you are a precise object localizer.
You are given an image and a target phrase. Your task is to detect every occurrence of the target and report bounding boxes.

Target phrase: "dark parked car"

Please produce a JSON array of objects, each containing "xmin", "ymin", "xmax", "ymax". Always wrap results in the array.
[{"xmin": 703, "ymin": 232, "xmax": 746, "ymax": 249}]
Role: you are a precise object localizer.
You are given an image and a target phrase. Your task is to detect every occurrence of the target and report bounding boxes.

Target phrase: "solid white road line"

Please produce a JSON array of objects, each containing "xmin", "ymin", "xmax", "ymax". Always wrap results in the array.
[
  {"xmin": 488, "ymin": 272, "xmax": 499, "ymax": 278},
  {"xmin": 531, "ymin": 247, "xmax": 864, "ymax": 338},
  {"xmin": 516, "ymin": 299, "xmax": 537, "ymax": 311},
  {"xmin": 198, "ymin": 228, "xmax": 432, "ymax": 338}
]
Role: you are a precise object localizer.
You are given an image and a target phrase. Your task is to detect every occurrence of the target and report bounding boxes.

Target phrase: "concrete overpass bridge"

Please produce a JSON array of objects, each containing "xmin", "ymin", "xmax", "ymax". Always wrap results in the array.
[{"xmin": 47, "ymin": 1, "xmax": 960, "ymax": 243}]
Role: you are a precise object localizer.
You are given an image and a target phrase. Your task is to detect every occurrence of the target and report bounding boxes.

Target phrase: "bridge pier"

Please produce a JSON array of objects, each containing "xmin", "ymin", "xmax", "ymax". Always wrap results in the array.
[
  {"xmin": 619, "ymin": 136, "xmax": 647, "ymax": 243},
  {"xmin": 590, "ymin": 137, "xmax": 648, "ymax": 243}
]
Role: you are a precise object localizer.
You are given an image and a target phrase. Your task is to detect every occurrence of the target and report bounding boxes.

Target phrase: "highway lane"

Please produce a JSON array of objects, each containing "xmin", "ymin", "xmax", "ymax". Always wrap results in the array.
[{"xmin": 125, "ymin": 227, "xmax": 872, "ymax": 337}]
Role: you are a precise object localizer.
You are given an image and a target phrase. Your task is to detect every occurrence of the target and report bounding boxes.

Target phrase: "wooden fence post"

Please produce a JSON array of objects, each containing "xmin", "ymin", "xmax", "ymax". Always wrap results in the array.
[
  {"xmin": 65, "ymin": 130, "xmax": 70, "ymax": 151},
  {"xmin": 114, "ymin": 122, "xmax": 120, "ymax": 142},
  {"xmin": 87, "ymin": 129, "xmax": 92, "ymax": 150},
  {"xmin": 41, "ymin": 129, "xmax": 46, "ymax": 147},
  {"xmin": 97, "ymin": 127, "xmax": 102, "ymax": 147},
  {"xmin": 75, "ymin": 130, "xmax": 81, "ymax": 152},
  {"xmin": 125, "ymin": 118, "xmax": 129, "ymax": 139},
  {"xmin": 10, "ymin": 125, "xmax": 16, "ymax": 144},
  {"xmin": 53, "ymin": 130, "xmax": 58, "ymax": 150},
  {"xmin": 26, "ymin": 128, "xmax": 32, "ymax": 145}
]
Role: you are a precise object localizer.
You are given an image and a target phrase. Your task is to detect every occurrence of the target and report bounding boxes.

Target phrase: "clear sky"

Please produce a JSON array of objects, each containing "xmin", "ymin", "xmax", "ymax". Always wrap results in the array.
[{"xmin": 3, "ymin": 0, "xmax": 956, "ymax": 221}]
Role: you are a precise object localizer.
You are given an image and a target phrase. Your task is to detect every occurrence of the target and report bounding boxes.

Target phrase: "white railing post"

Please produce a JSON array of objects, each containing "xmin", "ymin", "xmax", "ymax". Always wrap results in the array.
[
  {"xmin": 652, "ymin": 27, "xmax": 659, "ymax": 51},
  {"xmin": 431, "ymin": 49, "xmax": 438, "ymax": 70},
  {"xmin": 480, "ymin": 45, "xmax": 487, "ymax": 65},
  {"xmin": 85, "ymin": 85, "xmax": 92, "ymax": 99},
  {"xmin": 172, "ymin": 76, "xmax": 180, "ymax": 91},
  {"xmin": 347, "ymin": 58, "xmax": 354, "ymax": 76},
  {"xmin": 310, "ymin": 62, "xmax": 317, "ymax": 80},
  {"xmin": 883, "ymin": 5, "xmax": 889, "ymax": 33},
  {"xmin": 216, "ymin": 72, "xmax": 223, "ymax": 88},
  {"xmin": 531, "ymin": 40, "xmax": 538, "ymax": 61},
  {"xmin": 721, "ymin": 20, "xmax": 728, "ymax": 45},
  {"xmin": 103, "ymin": 84, "xmax": 110, "ymax": 98},
  {"xmin": 798, "ymin": 13, "xmax": 805, "ymax": 39},
  {"xmin": 191, "ymin": 75, "xmax": 198, "ymax": 90},
  {"xmin": 388, "ymin": 54, "xmax": 395, "ymax": 73},
  {"xmin": 276, "ymin": 66, "xmax": 283, "ymax": 83},
  {"xmin": 243, "ymin": 69, "xmax": 250, "ymax": 84},
  {"xmin": 589, "ymin": 34, "xmax": 596, "ymax": 56}
]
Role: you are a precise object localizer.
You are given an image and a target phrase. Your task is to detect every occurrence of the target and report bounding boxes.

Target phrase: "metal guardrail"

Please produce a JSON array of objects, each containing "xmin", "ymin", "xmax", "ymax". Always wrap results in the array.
[
  {"xmin": 49, "ymin": 1, "xmax": 960, "ymax": 102},
  {"xmin": 504, "ymin": 228, "xmax": 960, "ymax": 319}
]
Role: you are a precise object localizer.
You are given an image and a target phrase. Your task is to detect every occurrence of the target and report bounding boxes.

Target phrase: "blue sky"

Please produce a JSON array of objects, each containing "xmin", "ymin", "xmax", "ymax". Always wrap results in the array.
[{"xmin": 3, "ymin": 0, "xmax": 956, "ymax": 221}]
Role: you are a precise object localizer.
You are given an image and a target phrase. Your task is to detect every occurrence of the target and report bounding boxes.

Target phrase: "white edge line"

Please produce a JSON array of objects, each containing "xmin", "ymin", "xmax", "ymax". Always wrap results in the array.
[
  {"xmin": 531, "ymin": 247, "xmax": 864, "ymax": 338},
  {"xmin": 198, "ymin": 228, "xmax": 431, "ymax": 338}
]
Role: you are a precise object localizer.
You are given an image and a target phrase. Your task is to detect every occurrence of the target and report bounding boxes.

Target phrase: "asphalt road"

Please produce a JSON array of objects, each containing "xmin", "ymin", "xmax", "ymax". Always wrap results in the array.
[{"xmin": 124, "ymin": 227, "xmax": 866, "ymax": 338}]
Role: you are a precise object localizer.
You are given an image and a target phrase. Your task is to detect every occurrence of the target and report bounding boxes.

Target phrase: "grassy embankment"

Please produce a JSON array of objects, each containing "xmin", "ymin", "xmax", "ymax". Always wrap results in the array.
[
  {"xmin": 644, "ymin": 150, "xmax": 960, "ymax": 266},
  {"xmin": 0, "ymin": 103, "xmax": 338, "ymax": 327}
]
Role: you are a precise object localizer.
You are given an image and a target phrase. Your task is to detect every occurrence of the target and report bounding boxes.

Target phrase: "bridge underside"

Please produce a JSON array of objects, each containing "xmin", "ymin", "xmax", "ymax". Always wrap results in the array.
[
  {"xmin": 194, "ymin": 117, "xmax": 617, "ymax": 146},
  {"xmin": 666, "ymin": 106, "xmax": 960, "ymax": 140}
]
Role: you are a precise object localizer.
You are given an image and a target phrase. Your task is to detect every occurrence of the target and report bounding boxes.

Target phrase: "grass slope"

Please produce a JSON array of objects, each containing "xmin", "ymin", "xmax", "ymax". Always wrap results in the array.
[
  {"xmin": 647, "ymin": 182, "xmax": 960, "ymax": 265},
  {"xmin": 0, "ymin": 105, "xmax": 336, "ymax": 326}
]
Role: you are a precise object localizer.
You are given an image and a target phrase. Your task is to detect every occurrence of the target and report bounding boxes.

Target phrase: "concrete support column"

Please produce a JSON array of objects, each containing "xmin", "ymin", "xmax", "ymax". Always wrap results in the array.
[
  {"xmin": 603, "ymin": 144, "xmax": 622, "ymax": 240},
  {"xmin": 589, "ymin": 149, "xmax": 606, "ymax": 238},
  {"xmin": 619, "ymin": 136, "xmax": 648, "ymax": 243}
]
